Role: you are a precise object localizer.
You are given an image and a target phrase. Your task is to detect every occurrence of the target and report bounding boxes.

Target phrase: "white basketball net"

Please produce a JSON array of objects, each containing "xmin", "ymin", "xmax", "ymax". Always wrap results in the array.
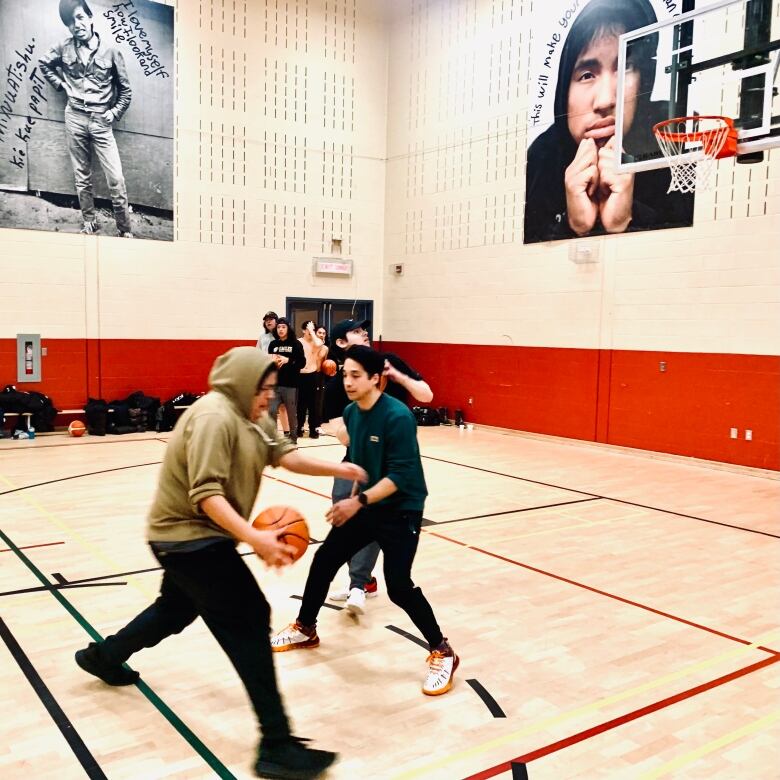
[{"xmin": 653, "ymin": 116, "xmax": 732, "ymax": 194}]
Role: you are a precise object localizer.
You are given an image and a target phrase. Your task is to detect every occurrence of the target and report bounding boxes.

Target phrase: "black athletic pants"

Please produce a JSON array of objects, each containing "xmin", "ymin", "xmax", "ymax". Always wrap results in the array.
[
  {"xmin": 297, "ymin": 506, "xmax": 443, "ymax": 649},
  {"xmin": 296, "ymin": 372, "xmax": 320, "ymax": 435},
  {"xmin": 98, "ymin": 540, "xmax": 291, "ymax": 743}
]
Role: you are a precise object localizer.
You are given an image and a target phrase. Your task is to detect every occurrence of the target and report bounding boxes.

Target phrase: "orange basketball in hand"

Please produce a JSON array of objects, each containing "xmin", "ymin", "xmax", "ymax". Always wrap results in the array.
[
  {"xmin": 251, "ymin": 505, "xmax": 310, "ymax": 563},
  {"xmin": 322, "ymin": 359, "xmax": 337, "ymax": 376},
  {"xmin": 68, "ymin": 420, "xmax": 87, "ymax": 437}
]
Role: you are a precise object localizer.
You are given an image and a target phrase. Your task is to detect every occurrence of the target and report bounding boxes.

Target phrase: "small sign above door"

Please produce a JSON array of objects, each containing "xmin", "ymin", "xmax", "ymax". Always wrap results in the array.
[{"xmin": 312, "ymin": 258, "xmax": 353, "ymax": 277}]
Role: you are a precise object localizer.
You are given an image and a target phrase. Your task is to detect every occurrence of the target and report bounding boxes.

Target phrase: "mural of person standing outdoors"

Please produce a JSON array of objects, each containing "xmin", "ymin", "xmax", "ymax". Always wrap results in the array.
[
  {"xmin": 523, "ymin": 0, "xmax": 694, "ymax": 243},
  {"xmin": 38, "ymin": 0, "xmax": 133, "ymax": 236}
]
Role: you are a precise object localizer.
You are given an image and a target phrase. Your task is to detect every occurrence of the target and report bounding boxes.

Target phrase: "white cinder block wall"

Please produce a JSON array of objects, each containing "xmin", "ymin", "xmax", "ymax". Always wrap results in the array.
[
  {"xmin": 382, "ymin": 0, "xmax": 780, "ymax": 357},
  {"xmin": 1, "ymin": 0, "xmax": 389, "ymax": 342}
]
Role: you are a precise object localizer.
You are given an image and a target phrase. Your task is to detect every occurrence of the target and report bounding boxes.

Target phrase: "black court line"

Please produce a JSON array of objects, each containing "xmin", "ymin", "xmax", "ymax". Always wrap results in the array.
[
  {"xmin": 603, "ymin": 497, "xmax": 780, "ymax": 540},
  {"xmin": 422, "ymin": 455, "xmax": 598, "ymax": 497},
  {"xmin": 0, "ymin": 545, "xmax": 324, "ymax": 600},
  {"xmin": 386, "ymin": 626, "xmax": 506, "ymax": 718},
  {"xmin": 385, "ymin": 624, "xmax": 429, "ymax": 650},
  {"xmin": 0, "ymin": 462, "xmax": 162, "ymax": 497},
  {"xmin": 429, "ymin": 497, "xmax": 601, "ymax": 526},
  {"xmin": 422, "ymin": 455, "xmax": 779, "ymax": 540},
  {"xmin": 465, "ymin": 679, "xmax": 507, "ymax": 718},
  {"xmin": 290, "ymin": 594, "xmax": 342, "ymax": 611},
  {"xmin": 0, "ymin": 541, "xmax": 65, "ymax": 554},
  {"xmin": 0, "ymin": 580, "xmax": 128, "ymax": 598},
  {"xmin": 0, "ymin": 616, "xmax": 109, "ymax": 779},
  {"xmin": 0, "ymin": 525, "xmax": 236, "ymax": 778},
  {"xmin": 511, "ymin": 763, "xmax": 529, "ymax": 780}
]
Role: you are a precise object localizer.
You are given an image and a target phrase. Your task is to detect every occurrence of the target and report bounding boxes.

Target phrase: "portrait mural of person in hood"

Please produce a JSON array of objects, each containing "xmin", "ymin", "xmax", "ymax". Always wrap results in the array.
[{"xmin": 524, "ymin": 0, "xmax": 695, "ymax": 244}]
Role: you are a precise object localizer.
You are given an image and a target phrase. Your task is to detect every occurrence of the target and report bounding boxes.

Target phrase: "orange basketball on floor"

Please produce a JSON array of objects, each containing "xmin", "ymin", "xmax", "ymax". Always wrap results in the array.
[
  {"xmin": 251, "ymin": 505, "xmax": 310, "ymax": 563},
  {"xmin": 322, "ymin": 359, "xmax": 338, "ymax": 377},
  {"xmin": 68, "ymin": 420, "xmax": 87, "ymax": 437}
]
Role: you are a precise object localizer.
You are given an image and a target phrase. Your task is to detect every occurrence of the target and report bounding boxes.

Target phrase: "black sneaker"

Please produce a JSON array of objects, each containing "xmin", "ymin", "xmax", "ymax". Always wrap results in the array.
[
  {"xmin": 75, "ymin": 643, "xmax": 139, "ymax": 686},
  {"xmin": 255, "ymin": 736, "xmax": 337, "ymax": 779}
]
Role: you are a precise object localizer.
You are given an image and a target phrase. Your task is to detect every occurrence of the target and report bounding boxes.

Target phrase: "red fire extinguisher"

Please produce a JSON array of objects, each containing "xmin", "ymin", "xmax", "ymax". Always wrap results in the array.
[{"xmin": 24, "ymin": 342, "xmax": 34, "ymax": 375}]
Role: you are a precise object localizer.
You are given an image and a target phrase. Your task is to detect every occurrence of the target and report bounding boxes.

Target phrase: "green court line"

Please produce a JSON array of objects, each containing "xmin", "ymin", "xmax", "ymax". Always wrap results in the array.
[{"xmin": 0, "ymin": 525, "xmax": 237, "ymax": 780}]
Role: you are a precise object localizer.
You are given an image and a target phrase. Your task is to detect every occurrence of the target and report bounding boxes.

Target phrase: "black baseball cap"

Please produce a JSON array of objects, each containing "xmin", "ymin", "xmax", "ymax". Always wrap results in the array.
[
  {"xmin": 263, "ymin": 311, "xmax": 278, "ymax": 321},
  {"xmin": 331, "ymin": 318, "xmax": 370, "ymax": 343}
]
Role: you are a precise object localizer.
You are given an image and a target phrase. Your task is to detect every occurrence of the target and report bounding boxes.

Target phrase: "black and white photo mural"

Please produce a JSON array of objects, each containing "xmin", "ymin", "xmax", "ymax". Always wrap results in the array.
[
  {"xmin": 523, "ymin": 0, "xmax": 694, "ymax": 244},
  {"xmin": 0, "ymin": 0, "xmax": 173, "ymax": 240}
]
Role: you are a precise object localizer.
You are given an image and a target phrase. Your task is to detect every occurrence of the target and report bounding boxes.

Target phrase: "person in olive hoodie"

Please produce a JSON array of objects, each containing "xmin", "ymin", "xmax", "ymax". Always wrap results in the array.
[{"xmin": 73, "ymin": 346, "xmax": 367, "ymax": 780}]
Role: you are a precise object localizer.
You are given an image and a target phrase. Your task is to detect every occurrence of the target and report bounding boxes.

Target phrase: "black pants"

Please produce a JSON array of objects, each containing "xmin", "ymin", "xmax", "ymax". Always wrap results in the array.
[
  {"xmin": 98, "ymin": 540, "xmax": 291, "ymax": 743},
  {"xmin": 298, "ymin": 506, "xmax": 443, "ymax": 649},
  {"xmin": 296, "ymin": 372, "xmax": 320, "ymax": 435}
]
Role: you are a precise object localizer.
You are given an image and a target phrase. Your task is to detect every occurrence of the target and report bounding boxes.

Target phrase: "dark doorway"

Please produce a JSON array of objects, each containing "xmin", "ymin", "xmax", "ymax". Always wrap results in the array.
[{"xmin": 286, "ymin": 298, "xmax": 374, "ymax": 343}]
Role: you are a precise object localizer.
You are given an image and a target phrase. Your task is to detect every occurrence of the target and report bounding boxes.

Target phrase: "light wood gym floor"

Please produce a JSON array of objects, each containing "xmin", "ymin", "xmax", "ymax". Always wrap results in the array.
[{"xmin": 1, "ymin": 426, "xmax": 778, "ymax": 779}]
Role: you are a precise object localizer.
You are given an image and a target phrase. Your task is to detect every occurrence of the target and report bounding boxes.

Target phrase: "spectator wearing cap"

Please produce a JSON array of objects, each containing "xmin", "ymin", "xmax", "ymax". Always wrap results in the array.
[
  {"xmin": 268, "ymin": 318, "xmax": 305, "ymax": 444},
  {"xmin": 256, "ymin": 311, "xmax": 278, "ymax": 354},
  {"xmin": 321, "ymin": 319, "xmax": 433, "ymax": 613}
]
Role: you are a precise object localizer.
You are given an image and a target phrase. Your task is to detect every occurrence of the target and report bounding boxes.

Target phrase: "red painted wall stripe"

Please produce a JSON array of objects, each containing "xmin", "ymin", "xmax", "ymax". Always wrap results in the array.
[
  {"xmin": 1, "ymin": 339, "xmax": 777, "ymax": 470},
  {"xmin": 383, "ymin": 342, "xmax": 780, "ymax": 471}
]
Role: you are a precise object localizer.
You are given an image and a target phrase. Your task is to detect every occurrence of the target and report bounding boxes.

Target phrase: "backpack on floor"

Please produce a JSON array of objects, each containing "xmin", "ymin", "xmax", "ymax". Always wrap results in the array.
[{"xmin": 411, "ymin": 406, "xmax": 441, "ymax": 426}]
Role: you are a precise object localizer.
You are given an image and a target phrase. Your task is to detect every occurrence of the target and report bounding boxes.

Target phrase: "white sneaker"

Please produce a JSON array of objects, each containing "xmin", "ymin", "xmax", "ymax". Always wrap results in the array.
[
  {"xmin": 422, "ymin": 647, "xmax": 459, "ymax": 696},
  {"xmin": 328, "ymin": 577, "xmax": 379, "ymax": 602},
  {"xmin": 328, "ymin": 585, "xmax": 351, "ymax": 601},
  {"xmin": 345, "ymin": 587, "xmax": 366, "ymax": 614},
  {"xmin": 270, "ymin": 622, "xmax": 320, "ymax": 653}
]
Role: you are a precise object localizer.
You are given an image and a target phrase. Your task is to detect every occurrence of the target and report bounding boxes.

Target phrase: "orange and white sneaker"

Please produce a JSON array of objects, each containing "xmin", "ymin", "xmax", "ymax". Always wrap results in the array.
[
  {"xmin": 422, "ymin": 643, "xmax": 459, "ymax": 696},
  {"xmin": 270, "ymin": 622, "xmax": 320, "ymax": 653}
]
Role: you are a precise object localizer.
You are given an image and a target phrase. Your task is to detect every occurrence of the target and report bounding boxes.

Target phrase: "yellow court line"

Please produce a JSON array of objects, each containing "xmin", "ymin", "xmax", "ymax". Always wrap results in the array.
[
  {"xmin": 392, "ymin": 628, "xmax": 780, "ymax": 779},
  {"xmin": 0, "ymin": 473, "xmax": 157, "ymax": 600},
  {"xmin": 639, "ymin": 710, "xmax": 780, "ymax": 779}
]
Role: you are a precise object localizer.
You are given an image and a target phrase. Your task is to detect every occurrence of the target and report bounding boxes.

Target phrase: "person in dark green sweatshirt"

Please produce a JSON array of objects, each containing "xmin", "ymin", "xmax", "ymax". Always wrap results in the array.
[
  {"xmin": 73, "ymin": 346, "xmax": 367, "ymax": 779},
  {"xmin": 271, "ymin": 346, "xmax": 459, "ymax": 696}
]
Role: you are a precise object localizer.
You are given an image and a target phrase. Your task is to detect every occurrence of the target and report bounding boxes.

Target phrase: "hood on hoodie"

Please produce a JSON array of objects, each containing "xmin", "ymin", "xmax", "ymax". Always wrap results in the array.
[
  {"xmin": 552, "ymin": 0, "xmax": 659, "ymax": 146},
  {"xmin": 208, "ymin": 346, "xmax": 276, "ymax": 419}
]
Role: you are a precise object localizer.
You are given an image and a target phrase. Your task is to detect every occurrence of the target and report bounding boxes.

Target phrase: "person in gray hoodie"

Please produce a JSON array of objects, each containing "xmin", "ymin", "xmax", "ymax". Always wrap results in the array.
[{"xmin": 74, "ymin": 346, "xmax": 366, "ymax": 779}]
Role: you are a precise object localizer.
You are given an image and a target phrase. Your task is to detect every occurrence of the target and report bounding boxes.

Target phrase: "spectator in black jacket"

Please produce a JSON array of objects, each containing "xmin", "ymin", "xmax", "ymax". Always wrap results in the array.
[{"xmin": 268, "ymin": 318, "xmax": 305, "ymax": 444}]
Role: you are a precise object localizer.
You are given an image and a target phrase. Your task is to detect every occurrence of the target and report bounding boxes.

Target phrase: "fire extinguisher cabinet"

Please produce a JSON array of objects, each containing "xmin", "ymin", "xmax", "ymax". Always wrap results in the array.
[{"xmin": 17, "ymin": 334, "xmax": 42, "ymax": 383}]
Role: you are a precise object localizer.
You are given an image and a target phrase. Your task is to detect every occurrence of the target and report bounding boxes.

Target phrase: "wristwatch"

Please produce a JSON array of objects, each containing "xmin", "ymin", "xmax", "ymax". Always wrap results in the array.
[{"xmin": 357, "ymin": 492, "xmax": 369, "ymax": 507}]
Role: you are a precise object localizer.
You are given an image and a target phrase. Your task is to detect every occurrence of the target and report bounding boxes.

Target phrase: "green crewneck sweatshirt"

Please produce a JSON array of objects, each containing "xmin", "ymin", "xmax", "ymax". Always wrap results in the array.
[{"xmin": 343, "ymin": 393, "xmax": 427, "ymax": 511}]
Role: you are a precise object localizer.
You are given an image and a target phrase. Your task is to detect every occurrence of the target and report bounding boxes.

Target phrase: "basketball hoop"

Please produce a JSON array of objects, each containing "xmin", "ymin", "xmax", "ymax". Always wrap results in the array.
[{"xmin": 653, "ymin": 116, "xmax": 738, "ymax": 193}]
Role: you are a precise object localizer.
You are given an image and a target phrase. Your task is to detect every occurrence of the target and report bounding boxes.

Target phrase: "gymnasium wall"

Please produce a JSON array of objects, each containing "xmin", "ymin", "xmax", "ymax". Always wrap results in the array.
[
  {"xmin": 0, "ymin": 0, "xmax": 389, "ymax": 403},
  {"xmin": 381, "ymin": 0, "xmax": 780, "ymax": 470},
  {"xmin": 0, "ymin": 0, "xmax": 778, "ymax": 471}
]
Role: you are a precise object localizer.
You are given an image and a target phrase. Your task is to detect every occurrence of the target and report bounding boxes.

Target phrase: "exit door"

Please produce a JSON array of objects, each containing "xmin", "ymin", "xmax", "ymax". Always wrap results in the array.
[{"xmin": 286, "ymin": 298, "xmax": 374, "ymax": 343}]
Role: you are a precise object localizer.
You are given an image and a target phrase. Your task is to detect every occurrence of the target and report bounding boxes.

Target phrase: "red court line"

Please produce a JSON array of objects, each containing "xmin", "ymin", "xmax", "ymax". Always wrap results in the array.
[
  {"xmin": 0, "ymin": 541, "xmax": 65, "ymax": 554},
  {"xmin": 264, "ymin": 475, "xmax": 332, "ymax": 500},
  {"xmin": 429, "ymin": 533, "xmax": 779, "ymax": 655},
  {"xmin": 463, "ymin": 653, "xmax": 780, "ymax": 779}
]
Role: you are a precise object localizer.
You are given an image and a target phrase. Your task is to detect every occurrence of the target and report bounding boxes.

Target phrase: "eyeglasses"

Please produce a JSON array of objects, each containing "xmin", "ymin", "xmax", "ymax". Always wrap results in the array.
[{"xmin": 258, "ymin": 384, "xmax": 277, "ymax": 395}]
